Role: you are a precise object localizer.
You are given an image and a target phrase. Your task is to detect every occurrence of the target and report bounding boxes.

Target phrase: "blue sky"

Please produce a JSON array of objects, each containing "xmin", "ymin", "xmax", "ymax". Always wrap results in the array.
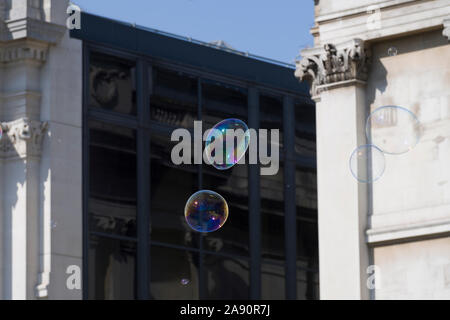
[{"xmin": 73, "ymin": 0, "xmax": 315, "ymax": 64}]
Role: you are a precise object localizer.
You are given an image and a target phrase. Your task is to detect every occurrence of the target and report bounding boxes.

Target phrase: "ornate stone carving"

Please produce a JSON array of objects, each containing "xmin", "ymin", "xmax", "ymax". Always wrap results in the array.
[
  {"xmin": 295, "ymin": 39, "xmax": 371, "ymax": 97},
  {"xmin": 443, "ymin": 18, "xmax": 450, "ymax": 41},
  {"xmin": 0, "ymin": 117, "xmax": 48, "ymax": 159}
]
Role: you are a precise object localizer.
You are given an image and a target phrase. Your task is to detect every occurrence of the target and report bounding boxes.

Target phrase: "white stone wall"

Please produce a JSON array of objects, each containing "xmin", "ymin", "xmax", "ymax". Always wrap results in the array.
[
  {"xmin": 366, "ymin": 29, "xmax": 450, "ymax": 299},
  {"xmin": 0, "ymin": 0, "xmax": 82, "ymax": 299},
  {"xmin": 297, "ymin": 0, "xmax": 450, "ymax": 299}
]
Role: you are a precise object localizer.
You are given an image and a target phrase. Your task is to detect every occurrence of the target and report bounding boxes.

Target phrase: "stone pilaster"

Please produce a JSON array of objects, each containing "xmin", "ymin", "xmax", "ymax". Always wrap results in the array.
[
  {"xmin": 295, "ymin": 39, "xmax": 372, "ymax": 300},
  {"xmin": 0, "ymin": 0, "xmax": 67, "ymax": 300}
]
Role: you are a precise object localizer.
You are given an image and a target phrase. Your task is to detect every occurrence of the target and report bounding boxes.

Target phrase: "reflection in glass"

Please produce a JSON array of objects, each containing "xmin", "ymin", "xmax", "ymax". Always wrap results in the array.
[
  {"xmin": 89, "ymin": 52, "xmax": 136, "ymax": 115},
  {"xmin": 202, "ymin": 164, "xmax": 249, "ymax": 256},
  {"xmin": 260, "ymin": 94, "xmax": 283, "ymax": 151},
  {"xmin": 261, "ymin": 166, "xmax": 284, "ymax": 261},
  {"xmin": 151, "ymin": 68, "xmax": 198, "ymax": 128},
  {"xmin": 203, "ymin": 255, "xmax": 249, "ymax": 299},
  {"xmin": 201, "ymin": 81, "xmax": 249, "ymax": 256},
  {"xmin": 150, "ymin": 246, "xmax": 199, "ymax": 299},
  {"xmin": 202, "ymin": 81, "xmax": 247, "ymax": 134},
  {"xmin": 261, "ymin": 263, "xmax": 285, "ymax": 300},
  {"xmin": 88, "ymin": 235, "xmax": 136, "ymax": 299},
  {"xmin": 294, "ymin": 102, "xmax": 316, "ymax": 157},
  {"xmin": 295, "ymin": 101, "xmax": 319, "ymax": 300},
  {"xmin": 89, "ymin": 121, "xmax": 137, "ymax": 237},
  {"xmin": 150, "ymin": 134, "xmax": 199, "ymax": 247}
]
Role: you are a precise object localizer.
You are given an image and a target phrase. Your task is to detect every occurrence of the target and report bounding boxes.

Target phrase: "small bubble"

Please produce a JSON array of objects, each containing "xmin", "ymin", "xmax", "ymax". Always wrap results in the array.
[
  {"xmin": 51, "ymin": 220, "xmax": 58, "ymax": 229},
  {"xmin": 181, "ymin": 278, "xmax": 190, "ymax": 286}
]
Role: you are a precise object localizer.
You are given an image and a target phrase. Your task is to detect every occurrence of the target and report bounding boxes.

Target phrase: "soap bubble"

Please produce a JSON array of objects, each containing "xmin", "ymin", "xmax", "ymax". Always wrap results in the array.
[
  {"xmin": 180, "ymin": 278, "xmax": 190, "ymax": 286},
  {"xmin": 185, "ymin": 190, "xmax": 228, "ymax": 233},
  {"xmin": 0, "ymin": 125, "xmax": 2, "ymax": 140},
  {"xmin": 51, "ymin": 220, "xmax": 58, "ymax": 229},
  {"xmin": 349, "ymin": 145, "xmax": 385, "ymax": 183},
  {"xmin": 366, "ymin": 106, "xmax": 421, "ymax": 154},
  {"xmin": 205, "ymin": 119, "xmax": 250, "ymax": 170}
]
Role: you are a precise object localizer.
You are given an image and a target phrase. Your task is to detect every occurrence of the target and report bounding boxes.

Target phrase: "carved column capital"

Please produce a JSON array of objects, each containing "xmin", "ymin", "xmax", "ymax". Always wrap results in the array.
[
  {"xmin": 295, "ymin": 38, "xmax": 371, "ymax": 98},
  {"xmin": 0, "ymin": 117, "xmax": 48, "ymax": 159}
]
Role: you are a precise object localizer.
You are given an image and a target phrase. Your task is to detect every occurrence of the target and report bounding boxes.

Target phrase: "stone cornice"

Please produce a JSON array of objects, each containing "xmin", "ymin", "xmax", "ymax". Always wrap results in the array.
[
  {"xmin": 0, "ymin": 117, "xmax": 48, "ymax": 159},
  {"xmin": 295, "ymin": 38, "xmax": 371, "ymax": 98},
  {"xmin": 1, "ymin": 17, "xmax": 66, "ymax": 43},
  {"xmin": 0, "ymin": 38, "xmax": 49, "ymax": 64}
]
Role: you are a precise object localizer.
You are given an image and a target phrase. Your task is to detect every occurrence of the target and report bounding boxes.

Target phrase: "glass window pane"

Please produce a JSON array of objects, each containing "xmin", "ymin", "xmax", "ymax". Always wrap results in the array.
[
  {"xmin": 89, "ymin": 121, "xmax": 137, "ymax": 237},
  {"xmin": 261, "ymin": 263, "xmax": 285, "ymax": 300},
  {"xmin": 89, "ymin": 52, "xmax": 136, "ymax": 115},
  {"xmin": 296, "ymin": 166, "xmax": 319, "ymax": 285},
  {"xmin": 202, "ymin": 80, "xmax": 248, "ymax": 130},
  {"xmin": 294, "ymin": 102, "xmax": 316, "ymax": 157},
  {"xmin": 150, "ymin": 134, "xmax": 199, "ymax": 247},
  {"xmin": 201, "ymin": 82, "xmax": 249, "ymax": 256},
  {"xmin": 260, "ymin": 94, "xmax": 283, "ymax": 151},
  {"xmin": 151, "ymin": 67, "xmax": 198, "ymax": 129},
  {"xmin": 203, "ymin": 254, "xmax": 249, "ymax": 299},
  {"xmin": 150, "ymin": 246, "xmax": 199, "ymax": 300},
  {"xmin": 261, "ymin": 165, "xmax": 284, "ymax": 261},
  {"xmin": 202, "ymin": 165, "xmax": 249, "ymax": 257},
  {"xmin": 88, "ymin": 234, "xmax": 136, "ymax": 299},
  {"xmin": 297, "ymin": 268, "xmax": 319, "ymax": 300}
]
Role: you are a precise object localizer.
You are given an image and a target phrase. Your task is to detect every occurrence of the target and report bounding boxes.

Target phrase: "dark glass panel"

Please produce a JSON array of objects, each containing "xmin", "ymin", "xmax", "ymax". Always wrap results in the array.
[
  {"xmin": 89, "ymin": 52, "xmax": 136, "ymax": 115},
  {"xmin": 89, "ymin": 121, "xmax": 137, "ymax": 237},
  {"xmin": 150, "ymin": 134, "xmax": 199, "ymax": 247},
  {"xmin": 260, "ymin": 94, "xmax": 283, "ymax": 151},
  {"xmin": 297, "ymin": 268, "xmax": 319, "ymax": 300},
  {"xmin": 151, "ymin": 68, "xmax": 198, "ymax": 129},
  {"xmin": 203, "ymin": 254, "xmax": 249, "ymax": 299},
  {"xmin": 295, "ymin": 166, "xmax": 318, "ymax": 282},
  {"xmin": 88, "ymin": 235, "xmax": 136, "ymax": 299},
  {"xmin": 261, "ymin": 165, "xmax": 284, "ymax": 261},
  {"xmin": 150, "ymin": 246, "xmax": 199, "ymax": 299},
  {"xmin": 201, "ymin": 83, "xmax": 249, "ymax": 256},
  {"xmin": 202, "ymin": 165, "xmax": 249, "ymax": 256},
  {"xmin": 294, "ymin": 102, "xmax": 316, "ymax": 157},
  {"xmin": 202, "ymin": 80, "xmax": 248, "ymax": 131},
  {"xmin": 261, "ymin": 263, "xmax": 285, "ymax": 300}
]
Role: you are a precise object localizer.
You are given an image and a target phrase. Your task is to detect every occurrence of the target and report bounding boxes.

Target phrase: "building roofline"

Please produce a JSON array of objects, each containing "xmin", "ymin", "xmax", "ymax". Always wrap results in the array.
[{"xmin": 70, "ymin": 12, "xmax": 310, "ymax": 97}]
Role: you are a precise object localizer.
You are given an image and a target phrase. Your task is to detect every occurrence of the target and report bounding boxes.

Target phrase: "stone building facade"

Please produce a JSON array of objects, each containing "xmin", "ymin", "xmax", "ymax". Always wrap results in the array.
[
  {"xmin": 0, "ymin": 0, "xmax": 448, "ymax": 300},
  {"xmin": 295, "ymin": 0, "xmax": 450, "ymax": 299},
  {"xmin": 0, "ymin": 0, "xmax": 82, "ymax": 299}
]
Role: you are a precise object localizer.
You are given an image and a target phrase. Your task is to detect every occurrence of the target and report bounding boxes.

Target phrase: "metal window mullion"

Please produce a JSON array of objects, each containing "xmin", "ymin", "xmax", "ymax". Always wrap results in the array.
[
  {"xmin": 197, "ymin": 77, "xmax": 206, "ymax": 300},
  {"xmin": 82, "ymin": 43, "xmax": 91, "ymax": 300},
  {"xmin": 137, "ymin": 59, "xmax": 150, "ymax": 299},
  {"xmin": 248, "ymin": 87, "xmax": 261, "ymax": 299},
  {"xmin": 283, "ymin": 95, "xmax": 297, "ymax": 299}
]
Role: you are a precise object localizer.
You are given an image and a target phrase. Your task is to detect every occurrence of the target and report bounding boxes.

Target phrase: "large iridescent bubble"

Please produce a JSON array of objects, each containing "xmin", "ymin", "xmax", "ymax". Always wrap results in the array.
[
  {"xmin": 185, "ymin": 190, "xmax": 229, "ymax": 233},
  {"xmin": 366, "ymin": 106, "xmax": 421, "ymax": 155},
  {"xmin": 205, "ymin": 118, "xmax": 250, "ymax": 170}
]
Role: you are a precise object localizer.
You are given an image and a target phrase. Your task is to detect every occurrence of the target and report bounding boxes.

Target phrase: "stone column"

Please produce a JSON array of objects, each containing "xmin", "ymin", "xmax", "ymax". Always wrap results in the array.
[
  {"xmin": 295, "ymin": 39, "xmax": 372, "ymax": 299},
  {"xmin": 0, "ymin": 0, "xmax": 68, "ymax": 299}
]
